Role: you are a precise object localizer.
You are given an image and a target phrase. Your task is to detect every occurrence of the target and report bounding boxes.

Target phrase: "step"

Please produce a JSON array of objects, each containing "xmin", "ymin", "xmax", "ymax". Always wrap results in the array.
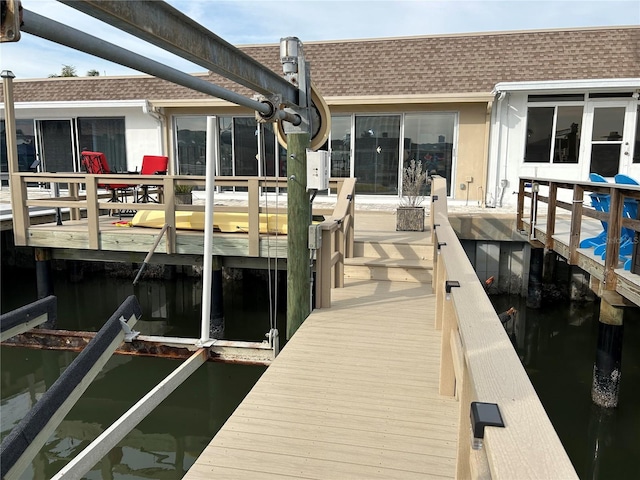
[
  {"xmin": 353, "ymin": 240, "xmax": 433, "ymax": 260},
  {"xmin": 344, "ymin": 257, "xmax": 433, "ymax": 283}
]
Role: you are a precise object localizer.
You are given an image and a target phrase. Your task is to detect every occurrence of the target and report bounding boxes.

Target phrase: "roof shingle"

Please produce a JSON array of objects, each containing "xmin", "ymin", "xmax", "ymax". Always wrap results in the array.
[{"xmin": 3, "ymin": 26, "xmax": 639, "ymax": 103}]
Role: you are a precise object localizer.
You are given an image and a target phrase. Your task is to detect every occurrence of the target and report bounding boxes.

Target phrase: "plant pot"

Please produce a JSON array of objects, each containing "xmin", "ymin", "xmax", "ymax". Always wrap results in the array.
[
  {"xmin": 396, "ymin": 206, "xmax": 425, "ymax": 231},
  {"xmin": 175, "ymin": 193, "xmax": 192, "ymax": 205}
]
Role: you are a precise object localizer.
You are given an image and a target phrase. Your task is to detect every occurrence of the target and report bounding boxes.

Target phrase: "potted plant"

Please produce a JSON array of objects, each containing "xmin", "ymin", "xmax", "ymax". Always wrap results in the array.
[
  {"xmin": 397, "ymin": 159, "xmax": 427, "ymax": 231},
  {"xmin": 175, "ymin": 184, "xmax": 193, "ymax": 205}
]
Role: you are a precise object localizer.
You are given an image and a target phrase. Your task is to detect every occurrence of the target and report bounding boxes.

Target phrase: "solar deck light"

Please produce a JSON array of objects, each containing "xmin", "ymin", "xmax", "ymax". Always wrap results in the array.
[
  {"xmin": 445, "ymin": 280, "xmax": 460, "ymax": 300},
  {"xmin": 437, "ymin": 242, "xmax": 447, "ymax": 254},
  {"xmin": 470, "ymin": 401, "xmax": 505, "ymax": 450}
]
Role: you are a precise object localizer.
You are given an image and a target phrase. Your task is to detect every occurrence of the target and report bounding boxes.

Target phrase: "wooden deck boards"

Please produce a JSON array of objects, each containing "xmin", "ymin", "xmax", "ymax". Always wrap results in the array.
[{"xmin": 183, "ymin": 279, "xmax": 458, "ymax": 480}]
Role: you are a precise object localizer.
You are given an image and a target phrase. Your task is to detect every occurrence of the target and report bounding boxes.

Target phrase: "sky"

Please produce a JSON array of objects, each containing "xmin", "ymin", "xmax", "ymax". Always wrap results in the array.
[{"xmin": 0, "ymin": 0, "xmax": 638, "ymax": 79}]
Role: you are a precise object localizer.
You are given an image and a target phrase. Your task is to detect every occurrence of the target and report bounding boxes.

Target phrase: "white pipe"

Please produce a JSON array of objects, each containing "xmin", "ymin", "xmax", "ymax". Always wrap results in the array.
[{"xmin": 200, "ymin": 116, "xmax": 218, "ymax": 343}]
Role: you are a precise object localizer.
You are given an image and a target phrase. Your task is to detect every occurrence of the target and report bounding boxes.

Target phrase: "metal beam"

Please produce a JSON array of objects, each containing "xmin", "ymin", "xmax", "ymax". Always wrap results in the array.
[
  {"xmin": 21, "ymin": 10, "xmax": 300, "ymax": 125},
  {"xmin": 58, "ymin": 0, "xmax": 298, "ymax": 105},
  {"xmin": 51, "ymin": 349, "xmax": 208, "ymax": 480}
]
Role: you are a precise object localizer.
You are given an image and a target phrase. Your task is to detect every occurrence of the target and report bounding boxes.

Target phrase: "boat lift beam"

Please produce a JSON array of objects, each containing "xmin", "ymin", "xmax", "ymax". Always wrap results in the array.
[
  {"xmin": 51, "ymin": 349, "xmax": 208, "ymax": 480},
  {"xmin": 20, "ymin": 9, "xmax": 300, "ymax": 126},
  {"xmin": 0, "ymin": 296, "xmax": 142, "ymax": 480},
  {"xmin": 0, "ymin": 295, "xmax": 56, "ymax": 342},
  {"xmin": 58, "ymin": 0, "xmax": 298, "ymax": 106}
]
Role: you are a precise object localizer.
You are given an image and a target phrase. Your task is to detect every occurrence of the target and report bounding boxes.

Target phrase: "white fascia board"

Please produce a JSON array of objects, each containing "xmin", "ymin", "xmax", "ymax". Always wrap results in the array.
[
  {"xmin": 492, "ymin": 78, "xmax": 640, "ymax": 94},
  {"xmin": 8, "ymin": 100, "xmax": 148, "ymax": 110}
]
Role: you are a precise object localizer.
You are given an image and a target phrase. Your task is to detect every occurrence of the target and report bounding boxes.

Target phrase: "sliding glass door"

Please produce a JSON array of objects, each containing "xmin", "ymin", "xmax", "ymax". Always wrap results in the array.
[{"xmin": 354, "ymin": 115, "xmax": 401, "ymax": 195}]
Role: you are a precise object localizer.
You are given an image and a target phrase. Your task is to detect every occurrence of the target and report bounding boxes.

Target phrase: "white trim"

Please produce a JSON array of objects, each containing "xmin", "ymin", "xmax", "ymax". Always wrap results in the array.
[
  {"xmin": 493, "ymin": 78, "xmax": 640, "ymax": 94},
  {"xmin": 5, "ymin": 100, "xmax": 148, "ymax": 110}
]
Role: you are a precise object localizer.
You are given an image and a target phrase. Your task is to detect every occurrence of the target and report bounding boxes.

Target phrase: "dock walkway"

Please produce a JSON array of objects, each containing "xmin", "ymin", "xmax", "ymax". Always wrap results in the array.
[{"xmin": 184, "ymin": 278, "xmax": 458, "ymax": 479}]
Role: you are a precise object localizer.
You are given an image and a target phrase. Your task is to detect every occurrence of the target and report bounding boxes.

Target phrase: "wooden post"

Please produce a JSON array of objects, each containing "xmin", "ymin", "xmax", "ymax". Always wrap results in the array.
[
  {"xmin": 527, "ymin": 246, "xmax": 543, "ymax": 308},
  {"xmin": 35, "ymin": 248, "xmax": 53, "ymax": 299},
  {"xmin": 286, "ymin": 132, "xmax": 311, "ymax": 339},
  {"xmin": 592, "ymin": 297, "xmax": 624, "ymax": 408},
  {"xmin": 210, "ymin": 256, "xmax": 224, "ymax": 338}
]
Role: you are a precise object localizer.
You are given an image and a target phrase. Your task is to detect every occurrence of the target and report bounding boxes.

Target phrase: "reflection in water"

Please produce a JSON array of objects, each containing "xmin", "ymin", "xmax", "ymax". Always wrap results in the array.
[
  {"xmin": 491, "ymin": 295, "xmax": 640, "ymax": 479},
  {"xmin": 1, "ymin": 267, "xmax": 276, "ymax": 479}
]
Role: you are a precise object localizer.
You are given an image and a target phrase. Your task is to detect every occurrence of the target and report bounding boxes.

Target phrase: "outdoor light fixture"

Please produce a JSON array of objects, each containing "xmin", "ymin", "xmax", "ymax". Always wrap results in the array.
[
  {"xmin": 532, "ymin": 182, "xmax": 540, "ymax": 193},
  {"xmin": 470, "ymin": 401, "xmax": 505, "ymax": 450},
  {"xmin": 432, "ymin": 195, "xmax": 439, "ymax": 201},
  {"xmin": 280, "ymin": 37, "xmax": 299, "ymax": 74},
  {"xmin": 437, "ymin": 242, "xmax": 447, "ymax": 254},
  {"xmin": 445, "ymin": 280, "xmax": 460, "ymax": 300}
]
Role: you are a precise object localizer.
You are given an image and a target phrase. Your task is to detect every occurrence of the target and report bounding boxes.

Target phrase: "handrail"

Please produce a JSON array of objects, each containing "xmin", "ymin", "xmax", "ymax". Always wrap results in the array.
[
  {"xmin": 315, "ymin": 177, "xmax": 357, "ymax": 308},
  {"xmin": 431, "ymin": 176, "xmax": 578, "ymax": 478},
  {"xmin": 517, "ymin": 176, "xmax": 640, "ymax": 291},
  {"xmin": 9, "ymin": 172, "xmax": 355, "ymax": 308}
]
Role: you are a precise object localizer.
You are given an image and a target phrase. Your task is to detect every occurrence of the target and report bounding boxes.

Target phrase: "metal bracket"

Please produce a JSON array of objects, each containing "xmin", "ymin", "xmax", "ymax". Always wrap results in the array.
[
  {"xmin": 119, "ymin": 316, "xmax": 140, "ymax": 342},
  {"xmin": 266, "ymin": 328, "xmax": 280, "ymax": 357},
  {"xmin": 254, "ymin": 94, "xmax": 282, "ymax": 123}
]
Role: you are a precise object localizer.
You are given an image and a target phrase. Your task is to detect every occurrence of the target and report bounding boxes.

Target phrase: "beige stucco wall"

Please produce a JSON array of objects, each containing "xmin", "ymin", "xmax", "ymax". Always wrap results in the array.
[{"xmin": 163, "ymin": 100, "xmax": 491, "ymax": 201}]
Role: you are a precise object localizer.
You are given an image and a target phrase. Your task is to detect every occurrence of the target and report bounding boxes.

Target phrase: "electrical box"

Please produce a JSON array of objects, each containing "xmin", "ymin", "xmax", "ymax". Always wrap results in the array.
[
  {"xmin": 307, "ymin": 149, "xmax": 329, "ymax": 191},
  {"xmin": 308, "ymin": 224, "xmax": 322, "ymax": 250}
]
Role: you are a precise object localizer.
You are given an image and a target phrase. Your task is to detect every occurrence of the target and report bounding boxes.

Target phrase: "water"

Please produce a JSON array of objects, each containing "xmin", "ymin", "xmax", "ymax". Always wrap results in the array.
[
  {"xmin": 2, "ymin": 265, "xmax": 639, "ymax": 478},
  {"xmin": 1, "ymin": 265, "xmax": 283, "ymax": 479},
  {"xmin": 490, "ymin": 294, "xmax": 640, "ymax": 479}
]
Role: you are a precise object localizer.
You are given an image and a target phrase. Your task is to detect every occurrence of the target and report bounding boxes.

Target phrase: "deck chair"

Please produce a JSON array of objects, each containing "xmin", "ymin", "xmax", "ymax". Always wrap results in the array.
[
  {"xmin": 136, "ymin": 155, "xmax": 168, "ymax": 203},
  {"xmin": 591, "ymin": 173, "xmax": 639, "ymax": 269},
  {"xmin": 579, "ymin": 173, "xmax": 609, "ymax": 248},
  {"xmin": 81, "ymin": 151, "xmax": 133, "ymax": 217}
]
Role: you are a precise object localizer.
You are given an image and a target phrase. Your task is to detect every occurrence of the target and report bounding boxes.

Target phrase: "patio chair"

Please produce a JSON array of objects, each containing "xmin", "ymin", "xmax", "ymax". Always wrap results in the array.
[
  {"xmin": 136, "ymin": 155, "xmax": 168, "ymax": 203},
  {"xmin": 81, "ymin": 151, "xmax": 134, "ymax": 217},
  {"xmin": 579, "ymin": 173, "xmax": 609, "ymax": 248},
  {"xmin": 590, "ymin": 174, "xmax": 639, "ymax": 269}
]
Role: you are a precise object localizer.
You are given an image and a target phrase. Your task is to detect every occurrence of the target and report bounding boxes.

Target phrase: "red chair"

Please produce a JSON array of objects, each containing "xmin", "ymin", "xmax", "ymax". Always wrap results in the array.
[
  {"xmin": 137, "ymin": 155, "xmax": 168, "ymax": 203},
  {"xmin": 81, "ymin": 151, "xmax": 133, "ymax": 215}
]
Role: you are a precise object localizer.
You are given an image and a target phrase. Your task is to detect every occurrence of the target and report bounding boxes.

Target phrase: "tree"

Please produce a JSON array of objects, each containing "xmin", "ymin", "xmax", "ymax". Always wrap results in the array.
[
  {"xmin": 86, "ymin": 69, "xmax": 100, "ymax": 77},
  {"xmin": 48, "ymin": 64, "xmax": 78, "ymax": 78}
]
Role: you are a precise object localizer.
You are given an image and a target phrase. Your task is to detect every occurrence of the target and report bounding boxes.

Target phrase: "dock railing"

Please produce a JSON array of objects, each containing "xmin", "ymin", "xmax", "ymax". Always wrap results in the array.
[
  {"xmin": 517, "ymin": 176, "xmax": 640, "ymax": 293},
  {"xmin": 430, "ymin": 176, "xmax": 578, "ymax": 479},
  {"xmin": 9, "ymin": 172, "xmax": 355, "ymax": 307}
]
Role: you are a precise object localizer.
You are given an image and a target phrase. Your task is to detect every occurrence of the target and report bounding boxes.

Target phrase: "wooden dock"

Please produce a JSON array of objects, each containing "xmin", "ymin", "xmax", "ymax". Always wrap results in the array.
[{"xmin": 183, "ymin": 278, "xmax": 458, "ymax": 479}]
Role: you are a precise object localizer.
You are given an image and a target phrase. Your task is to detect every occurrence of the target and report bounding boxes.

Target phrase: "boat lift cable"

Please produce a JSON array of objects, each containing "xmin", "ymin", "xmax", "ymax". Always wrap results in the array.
[
  {"xmin": 20, "ymin": 9, "xmax": 300, "ymax": 126},
  {"xmin": 259, "ymin": 123, "xmax": 279, "ymax": 354}
]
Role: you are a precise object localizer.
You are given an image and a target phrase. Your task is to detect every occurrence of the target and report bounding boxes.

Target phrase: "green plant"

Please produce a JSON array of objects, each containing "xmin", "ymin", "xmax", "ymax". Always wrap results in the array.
[
  {"xmin": 400, "ymin": 159, "xmax": 427, "ymax": 207},
  {"xmin": 175, "ymin": 184, "xmax": 193, "ymax": 194}
]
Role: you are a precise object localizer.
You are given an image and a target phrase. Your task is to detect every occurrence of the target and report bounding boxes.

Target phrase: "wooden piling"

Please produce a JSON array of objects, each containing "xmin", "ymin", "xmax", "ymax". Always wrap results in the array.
[
  {"xmin": 210, "ymin": 256, "xmax": 224, "ymax": 338},
  {"xmin": 35, "ymin": 248, "xmax": 53, "ymax": 299},
  {"xmin": 592, "ymin": 298, "xmax": 624, "ymax": 408},
  {"xmin": 527, "ymin": 246, "xmax": 543, "ymax": 308},
  {"xmin": 286, "ymin": 132, "xmax": 311, "ymax": 340}
]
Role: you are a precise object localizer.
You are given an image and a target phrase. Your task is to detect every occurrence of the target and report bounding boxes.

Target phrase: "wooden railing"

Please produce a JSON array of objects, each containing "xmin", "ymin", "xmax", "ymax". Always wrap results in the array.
[
  {"xmin": 430, "ymin": 176, "xmax": 578, "ymax": 479},
  {"xmin": 9, "ymin": 172, "xmax": 356, "ymax": 308},
  {"xmin": 517, "ymin": 177, "xmax": 640, "ymax": 291}
]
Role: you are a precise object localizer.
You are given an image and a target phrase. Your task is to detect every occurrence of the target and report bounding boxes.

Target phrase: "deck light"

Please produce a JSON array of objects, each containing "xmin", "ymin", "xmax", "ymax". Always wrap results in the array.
[
  {"xmin": 437, "ymin": 242, "xmax": 447, "ymax": 254},
  {"xmin": 445, "ymin": 280, "xmax": 460, "ymax": 300},
  {"xmin": 470, "ymin": 401, "xmax": 505, "ymax": 450}
]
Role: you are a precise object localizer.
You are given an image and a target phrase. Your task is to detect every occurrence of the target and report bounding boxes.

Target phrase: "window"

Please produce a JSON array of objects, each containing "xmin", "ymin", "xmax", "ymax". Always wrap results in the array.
[
  {"xmin": 404, "ymin": 113, "xmax": 455, "ymax": 195},
  {"xmin": 176, "ymin": 116, "xmax": 207, "ymax": 175},
  {"xmin": 354, "ymin": 116, "xmax": 400, "ymax": 195},
  {"xmin": 330, "ymin": 116, "xmax": 351, "ymax": 177},
  {"xmin": 78, "ymin": 117, "xmax": 126, "ymax": 171},
  {"xmin": 524, "ymin": 106, "xmax": 582, "ymax": 163},
  {"xmin": 1, "ymin": 119, "xmax": 36, "ymax": 176}
]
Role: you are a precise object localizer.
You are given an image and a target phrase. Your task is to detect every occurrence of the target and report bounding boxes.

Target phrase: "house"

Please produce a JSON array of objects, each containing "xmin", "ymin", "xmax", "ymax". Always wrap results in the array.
[{"xmin": 1, "ymin": 25, "xmax": 639, "ymax": 207}]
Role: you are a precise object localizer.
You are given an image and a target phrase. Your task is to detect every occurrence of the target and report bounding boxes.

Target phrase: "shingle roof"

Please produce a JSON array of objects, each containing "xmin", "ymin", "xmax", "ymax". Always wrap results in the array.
[{"xmin": 4, "ymin": 26, "xmax": 639, "ymax": 103}]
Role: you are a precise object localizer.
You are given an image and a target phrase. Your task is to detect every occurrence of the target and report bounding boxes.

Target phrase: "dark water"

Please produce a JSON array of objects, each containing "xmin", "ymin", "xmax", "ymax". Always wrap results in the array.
[
  {"xmin": 490, "ymin": 295, "xmax": 640, "ymax": 480},
  {"xmin": 1, "ymin": 266, "xmax": 284, "ymax": 479},
  {"xmin": 2, "ymin": 264, "xmax": 639, "ymax": 479}
]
